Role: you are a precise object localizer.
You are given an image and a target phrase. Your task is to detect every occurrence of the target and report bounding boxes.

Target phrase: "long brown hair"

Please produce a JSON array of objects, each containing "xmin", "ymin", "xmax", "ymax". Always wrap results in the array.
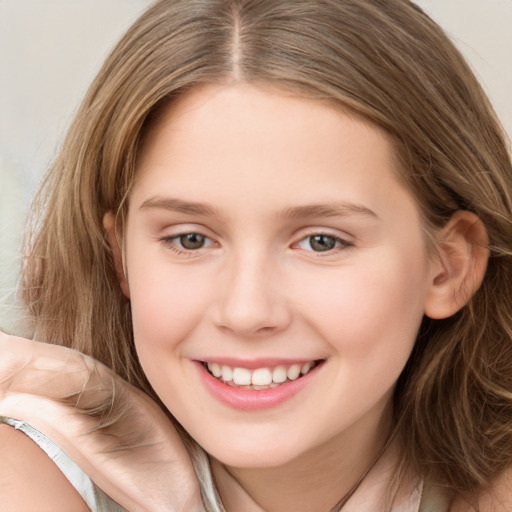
[{"xmin": 21, "ymin": 0, "xmax": 512, "ymax": 502}]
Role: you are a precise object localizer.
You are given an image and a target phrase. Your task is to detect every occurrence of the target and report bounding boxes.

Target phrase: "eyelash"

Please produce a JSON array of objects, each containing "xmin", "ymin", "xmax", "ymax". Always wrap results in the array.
[
  {"xmin": 160, "ymin": 231, "xmax": 353, "ymax": 256},
  {"xmin": 294, "ymin": 232, "xmax": 353, "ymax": 255},
  {"xmin": 159, "ymin": 233, "xmax": 216, "ymax": 256}
]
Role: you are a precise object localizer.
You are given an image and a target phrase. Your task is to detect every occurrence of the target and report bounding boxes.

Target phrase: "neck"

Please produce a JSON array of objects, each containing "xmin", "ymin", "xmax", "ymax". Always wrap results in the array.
[{"xmin": 210, "ymin": 403, "xmax": 395, "ymax": 512}]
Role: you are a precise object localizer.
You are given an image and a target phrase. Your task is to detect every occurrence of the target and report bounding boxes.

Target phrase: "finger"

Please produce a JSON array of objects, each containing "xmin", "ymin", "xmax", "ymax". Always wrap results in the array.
[
  {"xmin": 1, "ymin": 392, "xmax": 203, "ymax": 512},
  {"xmin": 0, "ymin": 333, "xmax": 205, "ymax": 511},
  {"xmin": 0, "ymin": 332, "xmax": 116, "ymax": 408},
  {"xmin": 0, "ymin": 332, "xmax": 87, "ymax": 387}
]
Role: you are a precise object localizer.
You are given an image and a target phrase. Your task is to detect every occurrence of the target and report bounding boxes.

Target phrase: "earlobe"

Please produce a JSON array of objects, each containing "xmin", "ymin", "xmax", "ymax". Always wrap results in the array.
[
  {"xmin": 103, "ymin": 212, "xmax": 130, "ymax": 299},
  {"xmin": 424, "ymin": 211, "xmax": 489, "ymax": 320}
]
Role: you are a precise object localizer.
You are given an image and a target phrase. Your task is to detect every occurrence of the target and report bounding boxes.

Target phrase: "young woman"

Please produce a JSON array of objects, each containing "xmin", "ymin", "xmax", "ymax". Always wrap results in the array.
[{"xmin": 1, "ymin": 1, "xmax": 511, "ymax": 510}]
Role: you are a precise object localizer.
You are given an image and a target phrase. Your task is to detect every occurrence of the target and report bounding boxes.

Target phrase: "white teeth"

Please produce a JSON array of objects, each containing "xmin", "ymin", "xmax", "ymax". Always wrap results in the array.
[
  {"xmin": 301, "ymin": 361, "xmax": 313, "ymax": 375},
  {"xmin": 207, "ymin": 361, "xmax": 318, "ymax": 387},
  {"xmin": 221, "ymin": 365, "xmax": 233, "ymax": 382},
  {"xmin": 208, "ymin": 362, "xmax": 222, "ymax": 378},
  {"xmin": 252, "ymin": 368, "xmax": 273, "ymax": 386},
  {"xmin": 287, "ymin": 364, "xmax": 302, "ymax": 381},
  {"xmin": 232, "ymin": 367, "xmax": 252, "ymax": 386},
  {"xmin": 272, "ymin": 365, "xmax": 288, "ymax": 383}
]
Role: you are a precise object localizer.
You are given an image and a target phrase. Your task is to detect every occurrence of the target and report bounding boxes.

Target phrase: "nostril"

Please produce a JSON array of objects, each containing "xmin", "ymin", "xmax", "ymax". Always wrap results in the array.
[
  {"xmin": 216, "ymin": 324, "xmax": 277, "ymax": 337},
  {"xmin": 254, "ymin": 326, "xmax": 277, "ymax": 335}
]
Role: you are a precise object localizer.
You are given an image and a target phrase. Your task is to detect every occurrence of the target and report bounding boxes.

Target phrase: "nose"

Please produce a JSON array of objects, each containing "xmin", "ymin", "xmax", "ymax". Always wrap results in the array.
[{"xmin": 213, "ymin": 251, "xmax": 292, "ymax": 338}]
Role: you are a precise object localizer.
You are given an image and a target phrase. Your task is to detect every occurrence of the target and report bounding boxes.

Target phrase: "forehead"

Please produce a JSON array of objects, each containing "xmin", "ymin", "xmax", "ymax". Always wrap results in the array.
[
  {"xmin": 145, "ymin": 83, "xmax": 390, "ymax": 149},
  {"xmin": 131, "ymin": 83, "xmax": 417, "ymax": 223}
]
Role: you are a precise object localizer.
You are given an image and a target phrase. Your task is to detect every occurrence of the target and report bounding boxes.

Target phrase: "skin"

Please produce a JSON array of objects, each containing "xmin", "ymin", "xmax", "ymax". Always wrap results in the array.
[
  {"xmin": 0, "ymin": 333, "xmax": 203, "ymax": 512},
  {"xmin": 0, "ymin": 424, "xmax": 90, "ymax": 511},
  {"xmin": 0, "ymin": 84, "xmax": 497, "ymax": 509},
  {"xmin": 119, "ymin": 83, "xmax": 447, "ymax": 511},
  {"xmin": 1, "ymin": 330, "xmax": 509, "ymax": 511}
]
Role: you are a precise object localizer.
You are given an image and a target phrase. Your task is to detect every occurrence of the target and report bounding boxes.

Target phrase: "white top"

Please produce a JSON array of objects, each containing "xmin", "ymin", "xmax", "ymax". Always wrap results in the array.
[
  {"xmin": 1, "ymin": 415, "xmax": 450, "ymax": 511},
  {"xmin": 0, "ymin": 415, "xmax": 125, "ymax": 512}
]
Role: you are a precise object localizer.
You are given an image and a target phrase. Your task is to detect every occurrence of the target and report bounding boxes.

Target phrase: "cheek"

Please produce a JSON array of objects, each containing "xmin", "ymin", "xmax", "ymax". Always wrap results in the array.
[
  {"xmin": 126, "ymin": 251, "xmax": 212, "ymax": 350},
  {"xmin": 296, "ymin": 252, "xmax": 429, "ymax": 432},
  {"xmin": 299, "ymin": 247, "xmax": 430, "ymax": 363},
  {"xmin": 127, "ymin": 262, "xmax": 214, "ymax": 409}
]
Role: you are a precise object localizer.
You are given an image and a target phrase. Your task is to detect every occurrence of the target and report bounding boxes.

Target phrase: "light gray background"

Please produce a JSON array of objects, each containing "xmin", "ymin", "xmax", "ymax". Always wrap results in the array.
[{"xmin": 1, "ymin": 0, "xmax": 511, "ymax": 330}]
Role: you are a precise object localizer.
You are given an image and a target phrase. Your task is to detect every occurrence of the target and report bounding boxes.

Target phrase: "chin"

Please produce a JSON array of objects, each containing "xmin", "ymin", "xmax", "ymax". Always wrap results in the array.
[
  {"xmin": 211, "ymin": 452, "xmax": 296, "ymax": 469},
  {"xmin": 200, "ymin": 437, "xmax": 306, "ymax": 469}
]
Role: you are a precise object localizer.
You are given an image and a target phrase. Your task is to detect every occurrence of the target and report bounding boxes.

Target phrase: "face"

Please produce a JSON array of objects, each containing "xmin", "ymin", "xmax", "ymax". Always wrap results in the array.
[{"xmin": 122, "ymin": 84, "xmax": 436, "ymax": 469}]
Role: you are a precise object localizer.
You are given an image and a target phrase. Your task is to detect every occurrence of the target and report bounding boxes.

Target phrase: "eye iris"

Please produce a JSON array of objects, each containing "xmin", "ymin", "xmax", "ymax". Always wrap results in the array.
[
  {"xmin": 309, "ymin": 235, "xmax": 336, "ymax": 252},
  {"xmin": 179, "ymin": 233, "xmax": 205, "ymax": 250}
]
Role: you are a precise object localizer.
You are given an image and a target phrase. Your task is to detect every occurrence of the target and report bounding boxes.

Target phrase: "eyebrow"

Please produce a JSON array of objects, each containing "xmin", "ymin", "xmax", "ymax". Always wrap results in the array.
[
  {"xmin": 139, "ymin": 196, "xmax": 378, "ymax": 220},
  {"xmin": 139, "ymin": 196, "xmax": 218, "ymax": 216},
  {"xmin": 280, "ymin": 202, "xmax": 378, "ymax": 220}
]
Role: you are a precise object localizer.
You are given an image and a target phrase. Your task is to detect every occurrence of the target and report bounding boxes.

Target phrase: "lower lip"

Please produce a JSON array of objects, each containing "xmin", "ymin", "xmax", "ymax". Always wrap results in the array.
[{"xmin": 194, "ymin": 361, "xmax": 323, "ymax": 411}]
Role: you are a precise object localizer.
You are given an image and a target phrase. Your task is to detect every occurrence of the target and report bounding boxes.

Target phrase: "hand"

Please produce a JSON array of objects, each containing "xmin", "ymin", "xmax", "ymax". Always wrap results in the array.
[{"xmin": 0, "ymin": 332, "xmax": 205, "ymax": 512}]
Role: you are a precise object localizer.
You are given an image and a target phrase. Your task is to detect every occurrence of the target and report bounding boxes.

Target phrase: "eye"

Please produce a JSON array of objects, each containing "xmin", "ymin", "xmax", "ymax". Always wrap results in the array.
[
  {"xmin": 162, "ymin": 232, "xmax": 216, "ymax": 252},
  {"xmin": 177, "ymin": 233, "xmax": 208, "ymax": 250},
  {"xmin": 296, "ymin": 234, "xmax": 350, "ymax": 252}
]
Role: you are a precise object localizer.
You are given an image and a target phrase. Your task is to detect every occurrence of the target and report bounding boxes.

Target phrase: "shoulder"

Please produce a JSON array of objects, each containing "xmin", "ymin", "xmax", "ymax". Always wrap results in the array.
[
  {"xmin": 450, "ymin": 468, "xmax": 512, "ymax": 512},
  {"xmin": 0, "ymin": 424, "xmax": 90, "ymax": 511}
]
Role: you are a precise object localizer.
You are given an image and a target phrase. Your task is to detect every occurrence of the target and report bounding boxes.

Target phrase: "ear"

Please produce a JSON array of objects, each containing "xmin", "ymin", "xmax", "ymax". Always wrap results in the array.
[
  {"xmin": 103, "ymin": 211, "xmax": 130, "ymax": 299},
  {"xmin": 424, "ymin": 211, "xmax": 489, "ymax": 319}
]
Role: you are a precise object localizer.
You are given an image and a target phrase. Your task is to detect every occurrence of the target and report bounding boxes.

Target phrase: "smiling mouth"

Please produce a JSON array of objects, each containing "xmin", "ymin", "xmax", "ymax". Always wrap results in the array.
[{"xmin": 202, "ymin": 360, "xmax": 323, "ymax": 390}]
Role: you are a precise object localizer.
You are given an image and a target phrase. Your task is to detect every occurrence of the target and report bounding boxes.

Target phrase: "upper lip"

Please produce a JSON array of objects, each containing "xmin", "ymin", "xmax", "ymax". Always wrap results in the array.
[{"xmin": 196, "ymin": 357, "xmax": 323, "ymax": 370}]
